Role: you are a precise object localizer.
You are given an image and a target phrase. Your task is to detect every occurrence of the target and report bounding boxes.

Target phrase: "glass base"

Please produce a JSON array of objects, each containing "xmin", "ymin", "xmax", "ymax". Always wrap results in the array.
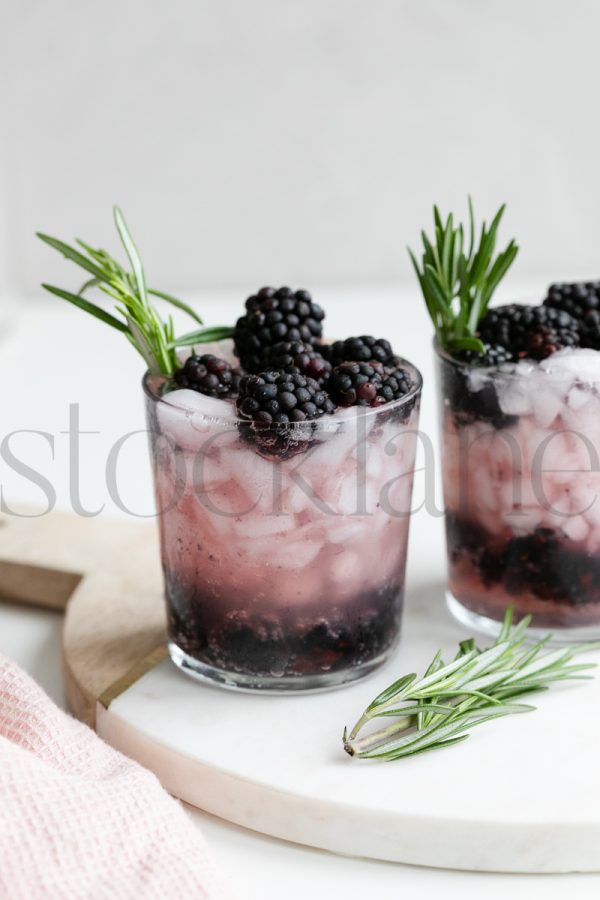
[
  {"xmin": 168, "ymin": 640, "xmax": 393, "ymax": 693},
  {"xmin": 446, "ymin": 591, "xmax": 600, "ymax": 645}
]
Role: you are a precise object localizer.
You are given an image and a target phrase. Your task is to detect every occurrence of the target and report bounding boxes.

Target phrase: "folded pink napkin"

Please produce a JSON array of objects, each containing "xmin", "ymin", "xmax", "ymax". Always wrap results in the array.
[{"xmin": 0, "ymin": 655, "xmax": 230, "ymax": 899}]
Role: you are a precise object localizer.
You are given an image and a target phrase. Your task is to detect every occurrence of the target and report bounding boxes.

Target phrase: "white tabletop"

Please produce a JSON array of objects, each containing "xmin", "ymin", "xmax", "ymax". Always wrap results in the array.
[{"xmin": 2, "ymin": 285, "xmax": 599, "ymax": 899}]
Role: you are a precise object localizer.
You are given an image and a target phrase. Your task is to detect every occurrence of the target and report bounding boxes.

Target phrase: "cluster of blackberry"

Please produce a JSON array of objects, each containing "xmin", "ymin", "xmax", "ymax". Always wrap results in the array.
[
  {"xmin": 437, "ymin": 280, "xmax": 600, "ymax": 431},
  {"xmin": 233, "ymin": 286, "xmax": 325, "ymax": 373},
  {"xmin": 323, "ymin": 335, "xmax": 397, "ymax": 367},
  {"xmin": 459, "ymin": 278, "xmax": 600, "ymax": 366},
  {"xmin": 447, "ymin": 514, "xmax": 600, "ymax": 608},
  {"xmin": 476, "ymin": 303, "xmax": 581, "ymax": 362},
  {"xmin": 543, "ymin": 281, "xmax": 600, "ymax": 349},
  {"xmin": 166, "ymin": 573, "xmax": 400, "ymax": 677},
  {"xmin": 173, "ymin": 354, "xmax": 241, "ymax": 397},
  {"xmin": 171, "ymin": 286, "xmax": 415, "ymax": 455},
  {"xmin": 261, "ymin": 340, "xmax": 332, "ymax": 386}
]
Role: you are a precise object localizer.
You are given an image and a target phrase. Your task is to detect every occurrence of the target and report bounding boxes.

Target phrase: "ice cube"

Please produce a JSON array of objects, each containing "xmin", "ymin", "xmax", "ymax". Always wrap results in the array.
[
  {"xmin": 233, "ymin": 513, "xmax": 294, "ymax": 539},
  {"xmin": 335, "ymin": 477, "xmax": 361, "ymax": 516},
  {"xmin": 158, "ymin": 389, "xmax": 237, "ymax": 451},
  {"xmin": 531, "ymin": 390, "xmax": 564, "ymax": 428},
  {"xmin": 584, "ymin": 497, "xmax": 600, "ymax": 529},
  {"xmin": 226, "ymin": 444, "xmax": 272, "ymax": 487},
  {"xmin": 496, "ymin": 381, "xmax": 533, "ymax": 416},
  {"xmin": 163, "ymin": 388, "xmax": 237, "ymax": 421},
  {"xmin": 567, "ymin": 385, "xmax": 594, "ymax": 411},
  {"xmin": 329, "ymin": 549, "xmax": 363, "ymax": 584},
  {"xmin": 327, "ymin": 521, "xmax": 365, "ymax": 544},
  {"xmin": 476, "ymin": 474, "xmax": 498, "ymax": 512},
  {"xmin": 504, "ymin": 506, "xmax": 543, "ymax": 532},
  {"xmin": 561, "ymin": 515, "xmax": 589, "ymax": 543},
  {"xmin": 269, "ymin": 539, "xmax": 323, "ymax": 569},
  {"xmin": 282, "ymin": 483, "xmax": 315, "ymax": 516},
  {"xmin": 541, "ymin": 348, "xmax": 600, "ymax": 384}
]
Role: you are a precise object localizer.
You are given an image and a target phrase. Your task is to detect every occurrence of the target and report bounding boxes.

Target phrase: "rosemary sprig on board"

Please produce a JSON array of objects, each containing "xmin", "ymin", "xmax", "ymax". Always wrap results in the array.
[
  {"xmin": 37, "ymin": 207, "xmax": 234, "ymax": 376},
  {"xmin": 344, "ymin": 608, "xmax": 598, "ymax": 761},
  {"xmin": 408, "ymin": 198, "xmax": 519, "ymax": 354}
]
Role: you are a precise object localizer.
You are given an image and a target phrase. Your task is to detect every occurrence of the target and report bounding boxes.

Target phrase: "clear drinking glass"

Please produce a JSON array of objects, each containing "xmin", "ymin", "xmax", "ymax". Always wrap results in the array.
[
  {"xmin": 144, "ymin": 354, "xmax": 422, "ymax": 690},
  {"xmin": 437, "ymin": 342, "xmax": 600, "ymax": 639}
]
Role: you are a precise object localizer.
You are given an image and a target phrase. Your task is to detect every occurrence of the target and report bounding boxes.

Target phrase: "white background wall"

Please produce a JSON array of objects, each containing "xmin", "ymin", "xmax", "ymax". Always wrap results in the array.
[{"xmin": 1, "ymin": 0, "xmax": 600, "ymax": 297}]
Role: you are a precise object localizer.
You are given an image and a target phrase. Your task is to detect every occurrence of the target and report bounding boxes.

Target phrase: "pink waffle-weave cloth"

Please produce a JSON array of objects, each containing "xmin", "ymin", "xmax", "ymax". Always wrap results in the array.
[{"xmin": 0, "ymin": 654, "xmax": 231, "ymax": 899}]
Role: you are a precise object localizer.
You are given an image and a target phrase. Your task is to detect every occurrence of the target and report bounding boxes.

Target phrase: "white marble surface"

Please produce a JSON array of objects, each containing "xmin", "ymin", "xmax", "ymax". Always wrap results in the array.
[
  {"xmin": 3, "ymin": 290, "xmax": 600, "ymax": 895},
  {"xmin": 98, "ymin": 576, "xmax": 600, "ymax": 873}
]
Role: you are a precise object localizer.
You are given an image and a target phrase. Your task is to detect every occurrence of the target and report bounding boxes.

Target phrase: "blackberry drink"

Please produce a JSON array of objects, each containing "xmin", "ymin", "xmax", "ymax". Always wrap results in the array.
[
  {"xmin": 439, "ymin": 340, "xmax": 600, "ymax": 634},
  {"xmin": 145, "ymin": 284, "xmax": 422, "ymax": 689},
  {"xmin": 39, "ymin": 213, "xmax": 422, "ymax": 689},
  {"xmin": 146, "ymin": 341, "xmax": 420, "ymax": 688},
  {"xmin": 412, "ymin": 200, "xmax": 600, "ymax": 636}
]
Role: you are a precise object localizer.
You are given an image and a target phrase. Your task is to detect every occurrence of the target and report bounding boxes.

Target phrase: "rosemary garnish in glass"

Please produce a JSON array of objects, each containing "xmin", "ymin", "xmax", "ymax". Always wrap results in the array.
[
  {"xmin": 344, "ymin": 608, "xmax": 598, "ymax": 761},
  {"xmin": 37, "ymin": 207, "xmax": 234, "ymax": 376},
  {"xmin": 408, "ymin": 198, "xmax": 519, "ymax": 354}
]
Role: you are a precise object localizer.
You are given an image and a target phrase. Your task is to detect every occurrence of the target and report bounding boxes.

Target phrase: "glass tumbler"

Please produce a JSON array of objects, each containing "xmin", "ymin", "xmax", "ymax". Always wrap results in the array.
[
  {"xmin": 437, "ymin": 344, "xmax": 600, "ymax": 639},
  {"xmin": 144, "ymin": 360, "xmax": 422, "ymax": 690}
]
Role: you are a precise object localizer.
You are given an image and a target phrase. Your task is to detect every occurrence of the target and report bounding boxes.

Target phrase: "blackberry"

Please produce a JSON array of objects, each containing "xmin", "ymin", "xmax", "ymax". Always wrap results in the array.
[
  {"xmin": 236, "ymin": 370, "xmax": 335, "ymax": 456},
  {"xmin": 328, "ymin": 361, "xmax": 384, "ymax": 407},
  {"xmin": 478, "ymin": 303, "xmax": 581, "ymax": 360},
  {"xmin": 440, "ymin": 350, "xmax": 516, "ymax": 430},
  {"xmin": 173, "ymin": 354, "xmax": 241, "ymax": 397},
  {"xmin": 373, "ymin": 366, "xmax": 417, "ymax": 424},
  {"xmin": 323, "ymin": 335, "xmax": 396, "ymax": 367},
  {"xmin": 446, "ymin": 514, "xmax": 600, "ymax": 608},
  {"xmin": 262, "ymin": 340, "xmax": 332, "ymax": 385},
  {"xmin": 543, "ymin": 281, "xmax": 600, "ymax": 349},
  {"xmin": 233, "ymin": 286, "xmax": 325, "ymax": 372},
  {"xmin": 374, "ymin": 367, "xmax": 413, "ymax": 405},
  {"xmin": 455, "ymin": 343, "xmax": 516, "ymax": 367}
]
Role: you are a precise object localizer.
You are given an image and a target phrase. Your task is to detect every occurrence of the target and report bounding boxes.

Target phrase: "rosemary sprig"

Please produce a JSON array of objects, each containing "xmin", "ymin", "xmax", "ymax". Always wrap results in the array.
[
  {"xmin": 344, "ymin": 608, "xmax": 598, "ymax": 761},
  {"xmin": 37, "ymin": 207, "xmax": 234, "ymax": 376},
  {"xmin": 408, "ymin": 198, "xmax": 519, "ymax": 354}
]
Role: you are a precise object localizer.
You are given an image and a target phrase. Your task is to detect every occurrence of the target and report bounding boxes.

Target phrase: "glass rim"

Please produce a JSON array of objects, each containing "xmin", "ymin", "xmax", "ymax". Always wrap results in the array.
[
  {"xmin": 433, "ymin": 336, "xmax": 600, "ymax": 385},
  {"xmin": 142, "ymin": 356, "xmax": 423, "ymax": 430}
]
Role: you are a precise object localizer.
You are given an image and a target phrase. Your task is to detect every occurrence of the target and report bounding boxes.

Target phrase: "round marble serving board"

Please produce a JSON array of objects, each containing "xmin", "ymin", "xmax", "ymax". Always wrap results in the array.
[{"xmin": 2, "ymin": 510, "xmax": 600, "ymax": 874}]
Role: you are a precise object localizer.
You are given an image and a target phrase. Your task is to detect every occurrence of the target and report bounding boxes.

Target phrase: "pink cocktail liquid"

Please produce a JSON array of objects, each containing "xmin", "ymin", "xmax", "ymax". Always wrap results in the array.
[
  {"xmin": 438, "ymin": 347, "xmax": 600, "ymax": 634},
  {"xmin": 144, "ymin": 358, "xmax": 421, "ymax": 689}
]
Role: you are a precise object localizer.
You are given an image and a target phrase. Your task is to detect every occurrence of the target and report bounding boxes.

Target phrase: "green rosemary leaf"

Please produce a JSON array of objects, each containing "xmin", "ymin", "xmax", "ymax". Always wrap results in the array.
[
  {"xmin": 423, "ymin": 265, "xmax": 452, "ymax": 317},
  {"xmin": 127, "ymin": 317, "xmax": 162, "ymax": 374},
  {"xmin": 113, "ymin": 206, "xmax": 148, "ymax": 308},
  {"xmin": 169, "ymin": 326, "xmax": 236, "ymax": 348},
  {"xmin": 447, "ymin": 336, "xmax": 486, "ymax": 353},
  {"xmin": 441, "ymin": 213, "xmax": 454, "ymax": 291},
  {"xmin": 451, "ymin": 223, "xmax": 463, "ymax": 289},
  {"xmin": 367, "ymin": 673, "xmax": 417, "ymax": 712},
  {"xmin": 467, "ymin": 195, "xmax": 475, "ymax": 262},
  {"xmin": 36, "ymin": 234, "xmax": 109, "ymax": 283},
  {"xmin": 147, "ymin": 288, "xmax": 204, "ymax": 325},
  {"xmin": 407, "ymin": 248, "xmax": 439, "ymax": 326},
  {"xmin": 77, "ymin": 277, "xmax": 102, "ymax": 296},
  {"xmin": 481, "ymin": 242, "xmax": 519, "ymax": 313},
  {"xmin": 417, "ymin": 649, "xmax": 445, "ymax": 729},
  {"xmin": 41, "ymin": 284, "xmax": 129, "ymax": 333},
  {"xmin": 374, "ymin": 702, "xmax": 458, "ymax": 718}
]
